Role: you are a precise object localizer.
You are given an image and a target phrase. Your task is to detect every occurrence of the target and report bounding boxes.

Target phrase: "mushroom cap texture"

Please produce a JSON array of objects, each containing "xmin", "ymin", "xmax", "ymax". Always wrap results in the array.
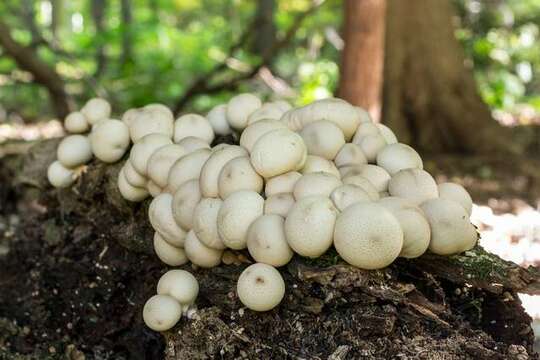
[
  {"xmin": 153, "ymin": 232, "xmax": 189, "ymax": 266},
  {"xmin": 146, "ymin": 180, "xmax": 162, "ymax": 197},
  {"xmin": 200, "ymin": 145, "xmax": 248, "ymax": 197},
  {"xmin": 129, "ymin": 133, "xmax": 172, "ymax": 176},
  {"xmin": 334, "ymin": 143, "xmax": 368, "ymax": 168},
  {"xmin": 247, "ymin": 103, "xmax": 287, "ymax": 125},
  {"xmin": 349, "ymin": 165, "xmax": 390, "ymax": 193},
  {"xmin": 239, "ymin": 119, "xmax": 287, "ymax": 153},
  {"xmin": 47, "ymin": 160, "xmax": 75, "ymax": 188},
  {"xmin": 217, "ymin": 190, "xmax": 264, "ymax": 250},
  {"xmin": 420, "ymin": 198, "xmax": 477, "ymax": 255},
  {"xmin": 284, "ymin": 196, "xmax": 338, "ymax": 258},
  {"xmin": 118, "ymin": 168, "xmax": 149, "ymax": 202},
  {"xmin": 352, "ymin": 122, "xmax": 380, "ymax": 143},
  {"xmin": 237, "ymin": 263, "xmax": 285, "ymax": 312},
  {"xmin": 264, "ymin": 171, "xmax": 302, "ymax": 197},
  {"xmin": 123, "ymin": 160, "xmax": 147, "ymax": 188},
  {"xmin": 81, "ymin": 98, "xmax": 111, "ymax": 125},
  {"xmin": 264, "ymin": 193, "xmax": 295, "ymax": 217},
  {"xmin": 437, "ymin": 182, "xmax": 473, "ymax": 215},
  {"xmin": 300, "ymin": 155, "xmax": 340, "ymax": 178},
  {"xmin": 157, "ymin": 269, "xmax": 199, "ymax": 305},
  {"xmin": 64, "ymin": 111, "xmax": 89, "ymax": 133},
  {"xmin": 176, "ymin": 136, "xmax": 211, "ymax": 153},
  {"xmin": 167, "ymin": 148, "xmax": 211, "ymax": 193},
  {"xmin": 206, "ymin": 104, "xmax": 232, "ymax": 135},
  {"xmin": 342, "ymin": 175, "xmax": 380, "ymax": 201},
  {"xmin": 128, "ymin": 105, "xmax": 174, "ymax": 142},
  {"xmin": 377, "ymin": 123, "xmax": 398, "ymax": 144},
  {"xmin": 357, "ymin": 133, "xmax": 387, "ymax": 163},
  {"xmin": 147, "ymin": 144, "xmax": 187, "ymax": 188},
  {"xmin": 300, "ymin": 120, "xmax": 345, "ymax": 160},
  {"xmin": 148, "ymin": 193, "xmax": 187, "ymax": 247},
  {"xmin": 293, "ymin": 172, "xmax": 343, "ymax": 200},
  {"xmin": 184, "ymin": 230, "xmax": 223, "ymax": 268},
  {"xmin": 376, "ymin": 143, "xmax": 423, "ymax": 175},
  {"xmin": 218, "ymin": 156, "xmax": 263, "ymax": 199},
  {"xmin": 173, "ymin": 113, "xmax": 215, "ymax": 144},
  {"xmin": 330, "ymin": 184, "xmax": 372, "ymax": 211},
  {"xmin": 171, "ymin": 180, "xmax": 201, "ymax": 231},
  {"xmin": 388, "ymin": 169, "xmax": 438, "ymax": 205},
  {"xmin": 57, "ymin": 134, "xmax": 93, "ymax": 168},
  {"xmin": 250, "ymin": 129, "xmax": 307, "ymax": 178},
  {"xmin": 90, "ymin": 119, "xmax": 130, "ymax": 163},
  {"xmin": 143, "ymin": 294, "xmax": 182, "ymax": 331},
  {"xmin": 226, "ymin": 93, "xmax": 262, "ymax": 130},
  {"xmin": 334, "ymin": 202, "xmax": 403, "ymax": 269},
  {"xmin": 247, "ymin": 214, "xmax": 293, "ymax": 267},
  {"xmin": 192, "ymin": 198, "xmax": 226, "ymax": 250}
]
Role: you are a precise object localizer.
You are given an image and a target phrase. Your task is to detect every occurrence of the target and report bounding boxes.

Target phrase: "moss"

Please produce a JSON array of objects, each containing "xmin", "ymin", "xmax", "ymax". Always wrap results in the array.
[
  {"xmin": 303, "ymin": 248, "xmax": 341, "ymax": 267},
  {"xmin": 449, "ymin": 246, "xmax": 507, "ymax": 280}
]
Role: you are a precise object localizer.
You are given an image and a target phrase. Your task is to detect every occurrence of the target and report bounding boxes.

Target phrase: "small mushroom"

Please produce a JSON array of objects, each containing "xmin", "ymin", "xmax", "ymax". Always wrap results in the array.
[
  {"xmin": 264, "ymin": 171, "xmax": 302, "ymax": 197},
  {"xmin": 147, "ymin": 144, "xmax": 187, "ymax": 188},
  {"xmin": 153, "ymin": 232, "xmax": 188, "ymax": 266},
  {"xmin": 184, "ymin": 230, "xmax": 223, "ymax": 268},
  {"xmin": 437, "ymin": 182, "xmax": 473, "ymax": 216},
  {"xmin": 299, "ymin": 120, "xmax": 345, "ymax": 160},
  {"xmin": 376, "ymin": 143, "xmax": 423, "ymax": 175},
  {"xmin": 300, "ymin": 155, "xmax": 340, "ymax": 178},
  {"xmin": 89, "ymin": 119, "xmax": 130, "ymax": 163},
  {"xmin": 147, "ymin": 180, "xmax": 163, "ymax": 197},
  {"xmin": 166, "ymin": 148, "xmax": 211, "ymax": 193},
  {"xmin": 123, "ymin": 159, "xmax": 147, "ymax": 188},
  {"xmin": 218, "ymin": 156, "xmax": 263, "ymax": 199},
  {"xmin": 117, "ymin": 167, "xmax": 149, "ymax": 202},
  {"xmin": 199, "ymin": 145, "xmax": 248, "ymax": 197},
  {"xmin": 80, "ymin": 98, "xmax": 111, "ymax": 125},
  {"xmin": 342, "ymin": 175, "xmax": 380, "ymax": 201},
  {"xmin": 352, "ymin": 122, "xmax": 380, "ymax": 143},
  {"xmin": 377, "ymin": 123, "xmax": 398, "ymax": 144},
  {"xmin": 171, "ymin": 180, "xmax": 201, "ymax": 230},
  {"xmin": 293, "ymin": 172, "xmax": 343, "ymax": 199},
  {"xmin": 247, "ymin": 214, "xmax": 293, "ymax": 267},
  {"xmin": 226, "ymin": 93, "xmax": 262, "ymax": 130},
  {"xmin": 206, "ymin": 104, "xmax": 232, "ymax": 136},
  {"xmin": 47, "ymin": 160, "xmax": 75, "ymax": 188},
  {"xmin": 128, "ymin": 104, "xmax": 174, "ymax": 142},
  {"xmin": 143, "ymin": 294, "xmax": 182, "ymax": 331},
  {"xmin": 173, "ymin": 113, "xmax": 215, "ymax": 144},
  {"xmin": 357, "ymin": 133, "xmax": 387, "ymax": 163},
  {"xmin": 330, "ymin": 184, "xmax": 372, "ymax": 211},
  {"xmin": 239, "ymin": 119, "xmax": 286, "ymax": 153},
  {"xmin": 64, "ymin": 111, "xmax": 89, "ymax": 133},
  {"xmin": 388, "ymin": 169, "xmax": 438, "ymax": 205},
  {"xmin": 192, "ymin": 198, "xmax": 226, "ymax": 250},
  {"xmin": 156, "ymin": 270, "xmax": 199, "ymax": 308},
  {"xmin": 246, "ymin": 102, "xmax": 287, "ymax": 125},
  {"xmin": 129, "ymin": 133, "xmax": 172, "ymax": 176},
  {"xmin": 237, "ymin": 263, "xmax": 285, "ymax": 312},
  {"xmin": 353, "ymin": 164, "xmax": 391, "ymax": 193},
  {"xmin": 264, "ymin": 193, "xmax": 295, "ymax": 217},
  {"xmin": 57, "ymin": 135, "xmax": 93, "ymax": 168},
  {"xmin": 148, "ymin": 193, "xmax": 187, "ymax": 247},
  {"xmin": 176, "ymin": 136, "xmax": 211, "ymax": 153},
  {"xmin": 334, "ymin": 143, "xmax": 368, "ymax": 168}
]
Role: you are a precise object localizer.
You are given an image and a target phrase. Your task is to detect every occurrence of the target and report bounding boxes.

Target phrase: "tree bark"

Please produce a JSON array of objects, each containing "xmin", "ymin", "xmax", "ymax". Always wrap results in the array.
[
  {"xmin": 51, "ymin": 0, "xmax": 62, "ymax": 42},
  {"xmin": 120, "ymin": 0, "xmax": 133, "ymax": 67},
  {"xmin": 0, "ymin": 20, "xmax": 70, "ymax": 118},
  {"xmin": 338, "ymin": 0, "xmax": 386, "ymax": 122},
  {"xmin": 251, "ymin": 0, "xmax": 276, "ymax": 58},
  {"xmin": 91, "ymin": 0, "xmax": 107, "ymax": 78}
]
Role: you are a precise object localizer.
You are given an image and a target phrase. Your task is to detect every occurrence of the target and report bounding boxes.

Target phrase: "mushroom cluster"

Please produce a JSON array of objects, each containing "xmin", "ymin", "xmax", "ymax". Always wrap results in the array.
[{"xmin": 49, "ymin": 94, "xmax": 477, "ymax": 331}]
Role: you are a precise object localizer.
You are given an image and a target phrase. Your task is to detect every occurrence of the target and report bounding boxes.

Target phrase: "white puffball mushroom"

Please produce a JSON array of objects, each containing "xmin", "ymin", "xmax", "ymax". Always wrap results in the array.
[
  {"xmin": 376, "ymin": 143, "xmax": 423, "ymax": 175},
  {"xmin": 206, "ymin": 104, "xmax": 232, "ymax": 136},
  {"xmin": 330, "ymin": 184, "xmax": 372, "ymax": 211},
  {"xmin": 200, "ymin": 145, "xmax": 248, "ymax": 197},
  {"xmin": 149, "ymin": 194, "xmax": 187, "ymax": 247},
  {"xmin": 118, "ymin": 167, "xmax": 149, "ymax": 202},
  {"xmin": 89, "ymin": 119, "xmax": 130, "ymax": 163},
  {"xmin": 176, "ymin": 136, "xmax": 211, "ymax": 153},
  {"xmin": 342, "ymin": 175, "xmax": 380, "ymax": 201},
  {"xmin": 354, "ymin": 164, "xmax": 391, "ymax": 193},
  {"xmin": 437, "ymin": 182, "xmax": 473, "ymax": 216},
  {"xmin": 217, "ymin": 190, "xmax": 264, "ymax": 250},
  {"xmin": 271, "ymin": 100, "xmax": 292, "ymax": 112},
  {"xmin": 247, "ymin": 214, "xmax": 293, "ymax": 267},
  {"xmin": 264, "ymin": 193, "xmax": 295, "ymax": 217},
  {"xmin": 378, "ymin": 197, "xmax": 431, "ymax": 258},
  {"xmin": 147, "ymin": 180, "xmax": 162, "ymax": 197},
  {"xmin": 333, "ymin": 202, "xmax": 403, "ymax": 269},
  {"xmin": 64, "ymin": 111, "xmax": 89, "ymax": 133},
  {"xmin": 358, "ymin": 134, "xmax": 387, "ymax": 163},
  {"xmin": 121, "ymin": 108, "xmax": 140, "ymax": 127},
  {"xmin": 143, "ymin": 294, "xmax": 182, "ymax": 332},
  {"xmin": 355, "ymin": 106, "xmax": 373, "ymax": 123},
  {"xmin": 237, "ymin": 263, "xmax": 285, "ymax": 312},
  {"xmin": 218, "ymin": 156, "xmax": 263, "ymax": 199},
  {"xmin": 285, "ymin": 196, "xmax": 338, "ymax": 258},
  {"xmin": 129, "ymin": 134, "xmax": 172, "ymax": 176},
  {"xmin": 226, "ymin": 93, "xmax": 262, "ymax": 130},
  {"xmin": 146, "ymin": 144, "xmax": 187, "ymax": 188},
  {"xmin": 184, "ymin": 230, "xmax": 223, "ymax": 268},
  {"xmin": 171, "ymin": 180, "xmax": 201, "ymax": 231},
  {"xmin": 128, "ymin": 104, "xmax": 174, "ymax": 142},
  {"xmin": 166, "ymin": 148, "xmax": 211, "ymax": 193},
  {"xmin": 377, "ymin": 124, "xmax": 398, "ymax": 144},
  {"xmin": 192, "ymin": 198, "xmax": 225, "ymax": 249},
  {"xmin": 157, "ymin": 269, "xmax": 199, "ymax": 306},
  {"xmin": 264, "ymin": 171, "xmax": 302, "ymax": 197},
  {"xmin": 123, "ymin": 160, "xmax": 147, "ymax": 188},
  {"xmin": 334, "ymin": 143, "xmax": 368, "ymax": 168},
  {"xmin": 388, "ymin": 169, "xmax": 438, "ymax": 205},
  {"xmin": 57, "ymin": 135, "xmax": 93, "ymax": 168},
  {"xmin": 246, "ymin": 103, "xmax": 286, "ymax": 125},
  {"xmin": 352, "ymin": 122, "xmax": 380, "ymax": 143},
  {"xmin": 173, "ymin": 113, "xmax": 215, "ymax": 144},
  {"xmin": 420, "ymin": 198, "xmax": 477, "ymax": 255},
  {"xmin": 239, "ymin": 119, "xmax": 286, "ymax": 153},
  {"xmin": 300, "ymin": 120, "xmax": 345, "ymax": 160},
  {"xmin": 47, "ymin": 160, "xmax": 75, "ymax": 188},
  {"xmin": 81, "ymin": 98, "xmax": 111, "ymax": 125},
  {"xmin": 300, "ymin": 155, "xmax": 340, "ymax": 179},
  {"xmin": 153, "ymin": 232, "xmax": 188, "ymax": 266},
  {"xmin": 293, "ymin": 172, "xmax": 342, "ymax": 199},
  {"xmin": 250, "ymin": 129, "xmax": 307, "ymax": 178}
]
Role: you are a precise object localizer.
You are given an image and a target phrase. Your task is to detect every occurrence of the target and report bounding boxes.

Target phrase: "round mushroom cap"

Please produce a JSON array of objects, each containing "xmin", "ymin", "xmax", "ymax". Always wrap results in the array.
[
  {"xmin": 264, "ymin": 171, "xmax": 302, "ymax": 197},
  {"xmin": 47, "ymin": 160, "xmax": 75, "ymax": 188},
  {"xmin": 247, "ymin": 214, "xmax": 293, "ymax": 267},
  {"xmin": 342, "ymin": 175, "xmax": 380, "ymax": 200},
  {"xmin": 184, "ymin": 230, "xmax": 223, "ymax": 268},
  {"xmin": 218, "ymin": 156, "xmax": 263, "ymax": 199},
  {"xmin": 330, "ymin": 184, "xmax": 372, "ymax": 211},
  {"xmin": 57, "ymin": 135, "xmax": 93, "ymax": 168},
  {"xmin": 293, "ymin": 172, "xmax": 343, "ymax": 199},
  {"xmin": 388, "ymin": 169, "xmax": 438, "ymax": 205},
  {"xmin": 264, "ymin": 193, "xmax": 295, "ymax": 217},
  {"xmin": 377, "ymin": 124, "xmax": 398, "ymax": 144},
  {"xmin": 118, "ymin": 167, "xmax": 149, "ymax": 202},
  {"xmin": 173, "ymin": 113, "xmax": 215, "ymax": 144},
  {"xmin": 90, "ymin": 119, "xmax": 130, "ymax": 163},
  {"xmin": 376, "ymin": 143, "xmax": 423, "ymax": 175},
  {"xmin": 334, "ymin": 143, "xmax": 368, "ymax": 168},
  {"xmin": 353, "ymin": 164, "xmax": 391, "ymax": 193},
  {"xmin": 250, "ymin": 129, "xmax": 307, "ymax": 178},
  {"xmin": 121, "ymin": 108, "xmax": 140, "ymax": 127},
  {"xmin": 192, "ymin": 198, "xmax": 225, "ymax": 250},
  {"xmin": 247, "ymin": 103, "xmax": 287, "ymax": 125},
  {"xmin": 149, "ymin": 193, "xmax": 187, "ymax": 247},
  {"xmin": 123, "ymin": 159, "xmax": 147, "ymax": 187},
  {"xmin": 147, "ymin": 144, "xmax": 187, "ymax": 188},
  {"xmin": 176, "ymin": 136, "xmax": 211, "ymax": 153},
  {"xmin": 143, "ymin": 294, "xmax": 182, "ymax": 331},
  {"xmin": 64, "ymin": 111, "xmax": 89, "ymax": 133},
  {"xmin": 167, "ymin": 148, "xmax": 211, "ymax": 193},
  {"xmin": 239, "ymin": 119, "xmax": 286, "ymax": 153},
  {"xmin": 270, "ymin": 100, "xmax": 292, "ymax": 112},
  {"xmin": 300, "ymin": 155, "xmax": 340, "ymax": 178},
  {"xmin": 153, "ymin": 232, "xmax": 188, "ymax": 266},
  {"xmin": 284, "ymin": 196, "xmax": 338, "ymax": 258},
  {"xmin": 355, "ymin": 106, "xmax": 373, "ymax": 123},
  {"xmin": 200, "ymin": 145, "xmax": 248, "ymax": 197},
  {"xmin": 217, "ymin": 190, "xmax": 264, "ymax": 250},
  {"xmin": 300, "ymin": 120, "xmax": 345, "ymax": 160},
  {"xmin": 420, "ymin": 198, "xmax": 477, "ymax": 255},
  {"xmin": 81, "ymin": 98, "xmax": 111, "ymax": 125},
  {"xmin": 206, "ymin": 104, "xmax": 232, "ymax": 136},
  {"xmin": 352, "ymin": 122, "xmax": 380, "ymax": 143},
  {"xmin": 378, "ymin": 197, "xmax": 430, "ymax": 258},
  {"xmin": 437, "ymin": 182, "xmax": 473, "ymax": 216},
  {"xmin": 334, "ymin": 202, "xmax": 403, "ymax": 269},
  {"xmin": 129, "ymin": 133, "xmax": 172, "ymax": 176},
  {"xmin": 128, "ymin": 105, "xmax": 174, "ymax": 142},
  {"xmin": 237, "ymin": 263, "xmax": 285, "ymax": 312},
  {"xmin": 358, "ymin": 134, "xmax": 387, "ymax": 163},
  {"xmin": 171, "ymin": 180, "xmax": 201, "ymax": 230},
  {"xmin": 157, "ymin": 269, "xmax": 199, "ymax": 305},
  {"xmin": 226, "ymin": 93, "xmax": 262, "ymax": 130}
]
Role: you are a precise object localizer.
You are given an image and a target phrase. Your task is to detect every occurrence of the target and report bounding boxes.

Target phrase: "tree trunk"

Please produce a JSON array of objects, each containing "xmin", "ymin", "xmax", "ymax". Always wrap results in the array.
[
  {"xmin": 91, "ymin": 0, "xmax": 107, "ymax": 78},
  {"xmin": 251, "ymin": 0, "xmax": 276, "ymax": 58},
  {"xmin": 338, "ymin": 0, "xmax": 386, "ymax": 122},
  {"xmin": 120, "ymin": 0, "xmax": 133, "ymax": 67},
  {"xmin": 51, "ymin": 0, "xmax": 62, "ymax": 42}
]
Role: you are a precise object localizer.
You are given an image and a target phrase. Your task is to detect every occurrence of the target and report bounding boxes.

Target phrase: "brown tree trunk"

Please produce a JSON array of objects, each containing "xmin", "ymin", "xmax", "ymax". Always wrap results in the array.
[
  {"xmin": 91, "ymin": 0, "xmax": 107, "ymax": 78},
  {"xmin": 120, "ymin": 0, "xmax": 133, "ymax": 67},
  {"xmin": 251, "ymin": 0, "xmax": 276, "ymax": 58},
  {"xmin": 382, "ymin": 0, "xmax": 520, "ymax": 154},
  {"xmin": 338, "ymin": 0, "xmax": 386, "ymax": 122}
]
